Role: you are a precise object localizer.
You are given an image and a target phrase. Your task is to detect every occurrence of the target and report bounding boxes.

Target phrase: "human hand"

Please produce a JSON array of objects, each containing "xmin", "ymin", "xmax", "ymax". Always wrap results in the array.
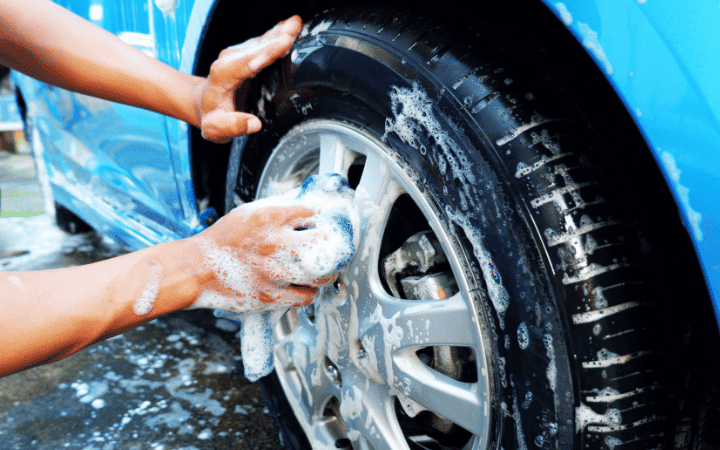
[
  {"xmin": 190, "ymin": 203, "xmax": 339, "ymax": 313},
  {"xmin": 194, "ymin": 15, "xmax": 303, "ymax": 143}
]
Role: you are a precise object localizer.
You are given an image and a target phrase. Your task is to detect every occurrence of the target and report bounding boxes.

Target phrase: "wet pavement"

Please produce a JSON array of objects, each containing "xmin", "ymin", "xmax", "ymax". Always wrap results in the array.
[{"xmin": 0, "ymin": 148, "xmax": 283, "ymax": 449}]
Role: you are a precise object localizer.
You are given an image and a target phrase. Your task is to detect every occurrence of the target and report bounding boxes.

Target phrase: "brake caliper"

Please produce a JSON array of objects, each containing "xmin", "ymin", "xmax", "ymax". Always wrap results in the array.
[{"xmin": 382, "ymin": 231, "xmax": 462, "ymax": 432}]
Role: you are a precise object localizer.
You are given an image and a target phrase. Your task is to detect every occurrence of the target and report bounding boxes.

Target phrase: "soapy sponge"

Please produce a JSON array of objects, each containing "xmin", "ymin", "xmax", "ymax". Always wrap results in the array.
[{"xmin": 218, "ymin": 174, "xmax": 357, "ymax": 381}]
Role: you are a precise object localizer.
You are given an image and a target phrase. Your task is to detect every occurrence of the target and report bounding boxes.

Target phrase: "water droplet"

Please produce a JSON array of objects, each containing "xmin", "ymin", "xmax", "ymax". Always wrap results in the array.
[{"xmin": 522, "ymin": 390, "xmax": 533, "ymax": 409}]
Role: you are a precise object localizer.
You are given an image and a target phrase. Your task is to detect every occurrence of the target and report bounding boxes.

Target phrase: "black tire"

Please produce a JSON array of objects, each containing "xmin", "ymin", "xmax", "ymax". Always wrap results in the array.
[{"xmin": 231, "ymin": 6, "xmax": 671, "ymax": 449}]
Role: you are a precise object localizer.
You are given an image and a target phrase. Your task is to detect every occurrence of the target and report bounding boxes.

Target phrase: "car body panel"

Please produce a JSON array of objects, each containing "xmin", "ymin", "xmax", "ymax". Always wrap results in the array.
[
  {"xmin": 543, "ymin": 0, "xmax": 720, "ymax": 322},
  {"xmin": 11, "ymin": 0, "xmax": 720, "ymax": 324},
  {"xmin": 14, "ymin": 0, "xmax": 202, "ymax": 247}
]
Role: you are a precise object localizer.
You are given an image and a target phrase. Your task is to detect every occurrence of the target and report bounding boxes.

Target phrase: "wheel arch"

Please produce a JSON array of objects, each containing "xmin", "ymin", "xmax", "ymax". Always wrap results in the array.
[{"xmin": 188, "ymin": 0, "xmax": 714, "ymax": 345}]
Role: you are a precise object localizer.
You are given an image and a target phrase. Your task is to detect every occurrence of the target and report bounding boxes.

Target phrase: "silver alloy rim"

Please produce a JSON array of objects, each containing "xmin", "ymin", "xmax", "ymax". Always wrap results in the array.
[{"xmin": 256, "ymin": 120, "xmax": 492, "ymax": 450}]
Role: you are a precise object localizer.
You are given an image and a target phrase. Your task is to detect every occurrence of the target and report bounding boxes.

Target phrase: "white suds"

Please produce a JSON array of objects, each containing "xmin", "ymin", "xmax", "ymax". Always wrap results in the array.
[
  {"xmin": 134, "ymin": 260, "xmax": 163, "ymax": 316},
  {"xmin": 198, "ymin": 174, "xmax": 359, "ymax": 381},
  {"xmin": 7, "ymin": 275, "xmax": 22, "ymax": 287},
  {"xmin": 197, "ymin": 428, "xmax": 213, "ymax": 440},
  {"xmin": 518, "ymin": 322, "xmax": 530, "ymax": 349},
  {"xmin": 660, "ymin": 151, "xmax": 703, "ymax": 241},
  {"xmin": 300, "ymin": 20, "xmax": 333, "ymax": 37},
  {"xmin": 575, "ymin": 402, "xmax": 621, "ymax": 433},
  {"xmin": 544, "ymin": 333, "xmax": 557, "ymax": 391},
  {"xmin": 154, "ymin": 0, "xmax": 177, "ymax": 17},
  {"xmin": 577, "ymin": 22, "xmax": 614, "ymax": 75},
  {"xmin": 237, "ymin": 309, "xmax": 286, "ymax": 381},
  {"xmin": 445, "ymin": 207, "xmax": 510, "ymax": 327},
  {"xmin": 512, "ymin": 391, "xmax": 529, "ymax": 450},
  {"xmin": 554, "ymin": 3, "xmax": 573, "ymax": 25},
  {"xmin": 72, "ymin": 380, "xmax": 109, "ymax": 407},
  {"xmin": 384, "ymin": 82, "xmax": 475, "ymax": 184},
  {"xmin": 605, "ymin": 436, "xmax": 624, "ymax": 449}
]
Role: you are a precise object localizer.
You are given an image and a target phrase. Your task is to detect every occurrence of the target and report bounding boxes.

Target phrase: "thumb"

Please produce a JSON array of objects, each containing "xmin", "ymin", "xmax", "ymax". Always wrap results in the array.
[{"xmin": 201, "ymin": 111, "xmax": 262, "ymax": 143}]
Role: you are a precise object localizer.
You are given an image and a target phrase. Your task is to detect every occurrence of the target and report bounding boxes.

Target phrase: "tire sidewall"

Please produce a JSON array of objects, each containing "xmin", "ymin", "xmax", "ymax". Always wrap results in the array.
[{"xmin": 237, "ymin": 22, "xmax": 577, "ymax": 450}]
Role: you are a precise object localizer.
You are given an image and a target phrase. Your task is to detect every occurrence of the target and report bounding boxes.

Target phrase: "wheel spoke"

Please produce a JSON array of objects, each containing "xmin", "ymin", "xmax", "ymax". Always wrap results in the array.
[
  {"xmin": 340, "ymin": 379, "xmax": 409, "ymax": 450},
  {"xmin": 318, "ymin": 133, "xmax": 356, "ymax": 177},
  {"xmin": 354, "ymin": 151, "xmax": 400, "ymax": 208},
  {"xmin": 361, "ymin": 292, "xmax": 478, "ymax": 351},
  {"xmin": 276, "ymin": 315, "xmax": 339, "ymax": 416},
  {"xmin": 276, "ymin": 313, "xmax": 315, "ymax": 370},
  {"xmin": 351, "ymin": 152, "xmax": 403, "ymax": 269},
  {"xmin": 307, "ymin": 364, "xmax": 340, "ymax": 417},
  {"xmin": 392, "ymin": 356, "xmax": 485, "ymax": 434}
]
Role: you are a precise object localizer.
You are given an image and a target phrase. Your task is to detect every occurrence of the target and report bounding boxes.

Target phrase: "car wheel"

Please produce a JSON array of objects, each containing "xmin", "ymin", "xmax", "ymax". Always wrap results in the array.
[{"xmin": 229, "ymin": 6, "xmax": 671, "ymax": 449}]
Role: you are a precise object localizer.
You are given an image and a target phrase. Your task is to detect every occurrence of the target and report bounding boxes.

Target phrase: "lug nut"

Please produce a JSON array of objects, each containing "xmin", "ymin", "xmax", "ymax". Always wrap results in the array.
[{"xmin": 327, "ymin": 364, "xmax": 341, "ymax": 386}]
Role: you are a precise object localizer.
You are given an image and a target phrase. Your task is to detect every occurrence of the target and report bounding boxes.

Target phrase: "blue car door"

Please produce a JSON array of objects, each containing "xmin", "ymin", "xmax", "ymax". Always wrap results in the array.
[{"xmin": 43, "ymin": 0, "xmax": 186, "ymax": 241}]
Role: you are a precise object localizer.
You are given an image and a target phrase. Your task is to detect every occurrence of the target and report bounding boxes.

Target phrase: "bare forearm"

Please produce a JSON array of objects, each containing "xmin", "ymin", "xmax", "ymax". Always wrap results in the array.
[
  {"xmin": 0, "ymin": 0, "xmax": 203, "ymax": 126},
  {"xmin": 0, "ymin": 191, "xmax": 347, "ymax": 377},
  {"xmin": 0, "ymin": 238, "xmax": 206, "ymax": 376},
  {"xmin": 0, "ymin": 2, "xmax": 302, "ymax": 142}
]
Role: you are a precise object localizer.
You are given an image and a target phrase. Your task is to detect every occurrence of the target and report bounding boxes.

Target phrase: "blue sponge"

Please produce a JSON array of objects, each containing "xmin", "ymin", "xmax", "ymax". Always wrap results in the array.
[{"xmin": 216, "ymin": 173, "xmax": 357, "ymax": 382}]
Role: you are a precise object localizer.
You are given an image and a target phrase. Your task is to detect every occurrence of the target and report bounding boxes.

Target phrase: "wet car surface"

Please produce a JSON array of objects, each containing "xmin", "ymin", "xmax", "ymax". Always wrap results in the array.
[{"xmin": 0, "ymin": 148, "xmax": 281, "ymax": 450}]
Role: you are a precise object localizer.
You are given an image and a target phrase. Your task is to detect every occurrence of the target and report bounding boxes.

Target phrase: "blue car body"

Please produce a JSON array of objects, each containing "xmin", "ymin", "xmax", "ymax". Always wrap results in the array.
[{"xmin": 13, "ymin": 0, "xmax": 720, "ymax": 325}]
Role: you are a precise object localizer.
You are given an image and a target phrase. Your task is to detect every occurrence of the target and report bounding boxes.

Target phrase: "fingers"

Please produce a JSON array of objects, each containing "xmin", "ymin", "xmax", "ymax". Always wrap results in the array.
[
  {"xmin": 212, "ymin": 34, "xmax": 293, "ymax": 87},
  {"xmin": 201, "ymin": 110, "xmax": 262, "ymax": 143},
  {"xmin": 273, "ymin": 15, "xmax": 304, "ymax": 40},
  {"xmin": 259, "ymin": 283, "xmax": 317, "ymax": 307},
  {"xmin": 212, "ymin": 16, "xmax": 302, "ymax": 89},
  {"xmin": 308, "ymin": 272, "xmax": 338, "ymax": 288},
  {"xmin": 236, "ymin": 203, "xmax": 315, "ymax": 229},
  {"xmin": 199, "ymin": 16, "xmax": 302, "ymax": 142}
]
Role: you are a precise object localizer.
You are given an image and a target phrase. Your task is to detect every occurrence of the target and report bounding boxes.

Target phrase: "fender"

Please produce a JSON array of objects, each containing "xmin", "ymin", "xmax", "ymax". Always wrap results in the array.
[
  {"xmin": 540, "ymin": 0, "xmax": 720, "ymax": 320},
  {"xmin": 176, "ymin": 0, "xmax": 720, "ymax": 320}
]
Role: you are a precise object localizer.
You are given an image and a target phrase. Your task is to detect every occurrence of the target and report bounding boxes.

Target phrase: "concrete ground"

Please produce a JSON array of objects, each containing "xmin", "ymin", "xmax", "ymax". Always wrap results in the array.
[{"xmin": 0, "ymin": 147, "xmax": 283, "ymax": 449}]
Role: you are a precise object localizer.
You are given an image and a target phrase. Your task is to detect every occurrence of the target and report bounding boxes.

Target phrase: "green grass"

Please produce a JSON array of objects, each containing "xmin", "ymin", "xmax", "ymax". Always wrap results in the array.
[{"xmin": 0, "ymin": 184, "xmax": 45, "ymax": 218}]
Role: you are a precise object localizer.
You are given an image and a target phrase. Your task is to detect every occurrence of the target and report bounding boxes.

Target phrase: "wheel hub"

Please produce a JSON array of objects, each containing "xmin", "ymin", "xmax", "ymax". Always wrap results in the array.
[{"xmin": 257, "ymin": 120, "xmax": 493, "ymax": 450}]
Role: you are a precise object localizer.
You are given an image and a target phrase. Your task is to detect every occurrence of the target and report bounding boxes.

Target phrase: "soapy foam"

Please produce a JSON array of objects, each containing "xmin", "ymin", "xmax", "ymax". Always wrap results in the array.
[
  {"xmin": 575, "ymin": 402, "xmax": 621, "ymax": 433},
  {"xmin": 544, "ymin": 333, "xmax": 557, "ymax": 391},
  {"xmin": 554, "ymin": 2, "xmax": 573, "ymax": 25},
  {"xmin": 517, "ymin": 322, "xmax": 529, "ymax": 350},
  {"xmin": 154, "ymin": 0, "xmax": 178, "ymax": 17},
  {"xmin": 445, "ymin": 206, "xmax": 510, "ymax": 328},
  {"xmin": 239, "ymin": 173, "xmax": 359, "ymax": 279},
  {"xmin": 134, "ymin": 260, "xmax": 163, "ymax": 316},
  {"xmin": 512, "ymin": 390, "xmax": 530, "ymax": 450},
  {"xmin": 201, "ymin": 174, "xmax": 359, "ymax": 381},
  {"xmin": 577, "ymin": 22, "xmax": 614, "ymax": 75},
  {"xmin": 605, "ymin": 436, "xmax": 623, "ymax": 449},
  {"xmin": 239, "ymin": 309, "xmax": 286, "ymax": 381},
  {"xmin": 300, "ymin": 20, "xmax": 333, "ymax": 38},
  {"xmin": 199, "ymin": 241, "xmax": 255, "ymax": 302},
  {"xmin": 7, "ymin": 275, "xmax": 22, "ymax": 287},
  {"xmin": 384, "ymin": 83, "xmax": 475, "ymax": 185},
  {"xmin": 660, "ymin": 151, "xmax": 703, "ymax": 241}
]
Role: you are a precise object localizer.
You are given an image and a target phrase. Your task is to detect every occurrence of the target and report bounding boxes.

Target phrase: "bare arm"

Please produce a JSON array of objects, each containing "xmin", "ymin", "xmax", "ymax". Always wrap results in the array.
[
  {"xmin": 0, "ymin": 0, "xmax": 302, "ymax": 142},
  {"xmin": 0, "ymin": 204, "xmax": 331, "ymax": 377}
]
